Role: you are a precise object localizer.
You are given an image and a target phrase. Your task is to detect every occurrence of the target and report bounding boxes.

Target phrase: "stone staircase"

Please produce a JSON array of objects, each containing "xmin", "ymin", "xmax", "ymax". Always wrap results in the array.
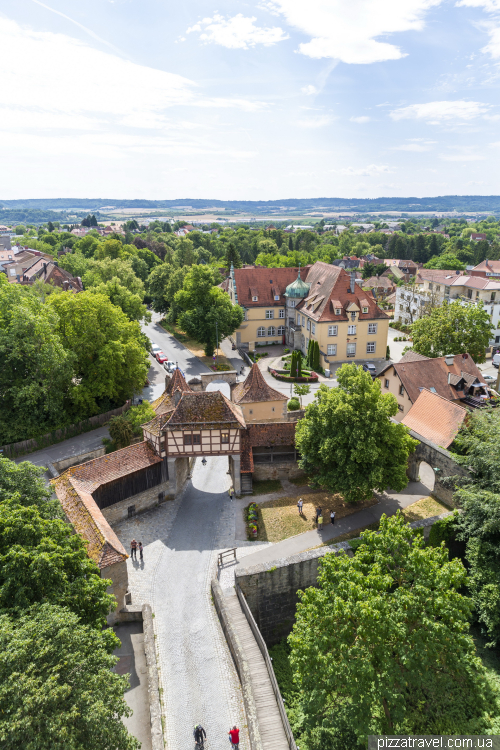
[{"xmin": 241, "ymin": 473, "xmax": 253, "ymax": 494}]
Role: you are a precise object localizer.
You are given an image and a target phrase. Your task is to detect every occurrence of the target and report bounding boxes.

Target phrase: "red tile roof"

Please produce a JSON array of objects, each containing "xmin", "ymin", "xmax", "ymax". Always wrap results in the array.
[
  {"xmin": 232, "ymin": 363, "xmax": 287, "ymax": 404},
  {"xmin": 296, "ymin": 262, "xmax": 388, "ymax": 323},
  {"xmin": 53, "ymin": 477, "xmax": 128, "ymax": 569},
  {"xmin": 233, "ymin": 266, "xmax": 312, "ymax": 307},
  {"xmin": 165, "ymin": 390, "xmax": 246, "ymax": 428},
  {"xmin": 66, "ymin": 441, "xmax": 162, "ymax": 494},
  {"xmin": 402, "ymin": 389, "xmax": 467, "ymax": 448},
  {"xmin": 379, "ymin": 353, "xmax": 483, "ymax": 405}
]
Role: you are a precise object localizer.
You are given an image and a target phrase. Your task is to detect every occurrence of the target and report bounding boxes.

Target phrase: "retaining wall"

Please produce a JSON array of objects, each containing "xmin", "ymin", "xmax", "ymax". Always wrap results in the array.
[
  {"xmin": 253, "ymin": 462, "xmax": 305, "ymax": 481},
  {"xmin": 103, "ymin": 480, "xmax": 174, "ymax": 525},
  {"xmin": 406, "ymin": 428, "xmax": 470, "ymax": 506},
  {"xmin": 236, "ymin": 512, "xmax": 455, "ymax": 646}
]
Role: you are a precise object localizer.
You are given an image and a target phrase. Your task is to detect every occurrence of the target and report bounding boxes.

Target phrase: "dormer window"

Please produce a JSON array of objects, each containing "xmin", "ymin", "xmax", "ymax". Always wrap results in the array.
[
  {"xmin": 362, "ymin": 307, "xmax": 368, "ymax": 314},
  {"xmin": 252, "ymin": 296, "xmax": 258, "ymax": 301},
  {"xmin": 274, "ymin": 295, "xmax": 280, "ymax": 301},
  {"xmin": 335, "ymin": 308, "xmax": 341, "ymax": 315}
]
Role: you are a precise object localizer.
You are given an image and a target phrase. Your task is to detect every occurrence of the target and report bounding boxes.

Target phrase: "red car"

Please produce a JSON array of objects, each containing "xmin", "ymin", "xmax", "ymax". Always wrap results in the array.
[{"xmin": 156, "ymin": 351, "xmax": 168, "ymax": 364}]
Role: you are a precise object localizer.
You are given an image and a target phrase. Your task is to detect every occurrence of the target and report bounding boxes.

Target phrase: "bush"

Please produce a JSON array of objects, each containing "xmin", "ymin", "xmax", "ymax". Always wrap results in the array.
[{"xmin": 288, "ymin": 398, "xmax": 300, "ymax": 411}]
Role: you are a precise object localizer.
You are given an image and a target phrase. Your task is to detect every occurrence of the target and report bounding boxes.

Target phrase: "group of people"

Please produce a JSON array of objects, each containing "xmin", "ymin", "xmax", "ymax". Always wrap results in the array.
[
  {"xmin": 130, "ymin": 539, "xmax": 143, "ymax": 561},
  {"xmin": 297, "ymin": 498, "xmax": 335, "ymax": 530},
  {"xmin": 193, "ymin": 724, "xmax": 239, "ymax": 749}
]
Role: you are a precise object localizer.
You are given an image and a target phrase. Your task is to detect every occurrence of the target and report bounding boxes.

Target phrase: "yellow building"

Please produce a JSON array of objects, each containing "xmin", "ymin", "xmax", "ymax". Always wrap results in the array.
[{"xmin": 232, "ymin": 363, "xmax": 288, "ymax": 422}]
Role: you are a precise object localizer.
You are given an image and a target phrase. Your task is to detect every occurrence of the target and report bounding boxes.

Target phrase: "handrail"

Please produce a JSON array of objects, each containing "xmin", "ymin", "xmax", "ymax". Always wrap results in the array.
[
  {"xmin": 236, "ymin": 584, "xmax": 297, "ymax": 750},
  {"xmin": 218, "ymin": 548, "xmax": 237, "ymax": 567}
]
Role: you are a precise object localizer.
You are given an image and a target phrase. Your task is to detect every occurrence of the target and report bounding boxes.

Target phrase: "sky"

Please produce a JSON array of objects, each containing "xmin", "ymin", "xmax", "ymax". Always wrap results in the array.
[{"xmin": 1, "ymin": 0, "xmax": 500, "ymax": 200}]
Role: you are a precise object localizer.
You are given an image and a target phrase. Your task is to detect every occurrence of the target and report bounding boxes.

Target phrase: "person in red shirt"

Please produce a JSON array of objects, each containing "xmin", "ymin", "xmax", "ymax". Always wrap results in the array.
[{"xmin": 228, "ymin": 726, "xmax": 239, "ymax": 749}]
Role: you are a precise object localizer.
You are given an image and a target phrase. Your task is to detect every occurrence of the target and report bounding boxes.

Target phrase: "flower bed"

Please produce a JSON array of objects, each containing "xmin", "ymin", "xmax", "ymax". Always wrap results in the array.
[
  {"xmin": 270, "ymin": 369, "xmax": 318, "ymax": 383},
  {"xmin": 246, "ymin": 502, "xmax": 259, "ymax": 540},
  {"xmin": 211, "ymin": 363, "xmax": 232, "ymax": 371}
]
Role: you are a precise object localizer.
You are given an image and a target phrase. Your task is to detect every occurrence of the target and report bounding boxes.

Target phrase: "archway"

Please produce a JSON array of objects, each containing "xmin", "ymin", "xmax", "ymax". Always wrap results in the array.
[{"xmin": 418, "ymin": 461, "xmax": 435, "ymax": 492}]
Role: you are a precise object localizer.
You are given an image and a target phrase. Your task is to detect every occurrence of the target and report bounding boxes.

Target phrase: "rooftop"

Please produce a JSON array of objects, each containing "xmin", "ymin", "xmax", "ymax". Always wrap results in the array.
[
  {"xmin": 166, "ymin": 390, "xmax": 246, "ymax": 428},
  {"xmin": 232, "ymin": 266, "xmax": 312, "ymax": 307},
  {"xmin": 233, "ymin": 363, "xmax": 287, "ymax": 404},
  {"xmin": 402, "ymin": 389, "xmax": 468, "ymax": 448}
]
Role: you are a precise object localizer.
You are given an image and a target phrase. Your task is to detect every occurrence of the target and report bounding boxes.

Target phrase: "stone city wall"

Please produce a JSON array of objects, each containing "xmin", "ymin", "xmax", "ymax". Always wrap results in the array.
[
  {"xmin": 406, "ymin": 428, "xmax": 470, "ymax": 506},
  {"xmin": 252, "ymin": 462, "xmax": 305, "ymax": 481},
  {"xmin": 200, "ymin": 371, "xmax": 238, "ymax": 389},
  {"xmin": 102, "ymin": 480, "xmax": 174, "ymax": 525}
]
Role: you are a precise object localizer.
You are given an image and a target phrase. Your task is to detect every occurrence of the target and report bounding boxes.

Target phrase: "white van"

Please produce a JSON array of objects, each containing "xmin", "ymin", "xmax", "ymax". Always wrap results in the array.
[{"xmin": 493, "ymin": 352, "xmax": 500, "ymax": 368}]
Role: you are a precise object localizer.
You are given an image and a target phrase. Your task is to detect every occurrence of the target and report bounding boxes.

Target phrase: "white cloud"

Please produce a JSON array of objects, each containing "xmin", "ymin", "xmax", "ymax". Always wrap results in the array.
[
  {"xmin": 269, "ymin": 0, "xmax": 443, "ymax": 64},
  {"xmin": 296, "ymin": 115, "xmax": 332, "ymax": 127},
  {"xmin": 350, "ymin": 116, "xmax": 371, "ymax": 123},
  {"xmin": 439, "ymin": 146, "xmax": 486, "ymax": 161},
  {"xmin": 392, "ymin": 140, "xmax": 436, "ymax": 150},
  {"xmin": 390, "ymin": 100, "xmax": 490, "ymax": 121},
  {"xmin": 186, "ymin": 14, "xmax": 289, "ymax": 49},
  {"xmin": 337, "ymin": 164, "xmax": 392, "ymax": 176},
  {"xmin": 456, "ymin": 0, "xmax": 500, "ymax": 58},
  {"xmin": 301, "ymin": 85, "xmax": 318, "ymax": 95}
]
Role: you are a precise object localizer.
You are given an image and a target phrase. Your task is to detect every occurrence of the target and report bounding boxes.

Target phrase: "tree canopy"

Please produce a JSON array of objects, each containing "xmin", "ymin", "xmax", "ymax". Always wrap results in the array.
[
  {"xmin": 0, "ymin": 604, "xmax": 139, "ymax": 750},
  {"xmin": 0, "ymin": 457, "xmax": 62, "ymax": 520},
  {"xmin": 174, "ymin": 265, "xmax": 244, "ymax": 356},
  {"xmin": 411, "ymin": 299, "xmax": 493, "ymax": 363},
  {"xmin": 295, "ymin": 365, "xmax": 417, "ymax": 502},
  {"xmin": 289, "ymin": 513, "xmax": 499, "ymax": 748}
]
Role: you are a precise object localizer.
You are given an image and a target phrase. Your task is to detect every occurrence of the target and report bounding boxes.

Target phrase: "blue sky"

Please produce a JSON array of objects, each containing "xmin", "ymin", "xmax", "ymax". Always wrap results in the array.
[{"xmin": 1, "ymin": 0, "xmax": 500, "ymax": 200}]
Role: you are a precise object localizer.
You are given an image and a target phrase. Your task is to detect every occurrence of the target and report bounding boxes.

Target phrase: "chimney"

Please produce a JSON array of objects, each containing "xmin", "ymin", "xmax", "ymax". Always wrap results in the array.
[
  {"xmin": 350, "ymin": 271, "xmax": 355, "ymax": 294},
  {"xmin": 444, "ymin": 354, "xmax": 455, "ymax": 366},
  {"xmin": 173, "ymin": 389, "xmax": 182, "ymax": 406}
]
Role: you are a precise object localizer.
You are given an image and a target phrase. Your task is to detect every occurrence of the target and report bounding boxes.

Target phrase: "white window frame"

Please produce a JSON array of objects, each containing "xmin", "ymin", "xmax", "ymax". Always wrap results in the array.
[
  {"xmin": 327, "ymin": 344, "xmax": 337, "ymax": 355},
  {"xmin": 312, "ymin": 323, "xmax": 316, "ymax": 334},
  {"xmin": 335, "ymin": 308, "xmax": 341, "ymax": 315},
  {"xmin": 346, "ymin": 343, "xmax": 356, "ymax": 357},
  {"xmin": 368, "ymin": 323, "xmax": 377, "ymax": 334},
  {"xmin": 289, "ymin": 299, "xmax": 296, "ymax": 307},
  {"xmin": 384, "ymin": 379, "xmax": 389, "ymax": 389},
  {"xmin": 296, "ymin": 313, "xmax": 300, "ymax": 324},
  {"xmin": 348, "ymin": 325, "xmax": 357, "ymax": 335},
  {"xmin": 277, "ymin": 325, "xmax": 285, "ymax": 335},
  {"xmin": 265, "ymin": 309, "xmax": 274, "ymax": 319},
  {"xmin": 362, "ymin": 307, "xmax": 368, "ymax": 314},
  {"xmin": 328, "ymin": 325, "xmax": 338, "ymax": 336},
  {"xmin": 267, "ymin": 326, "xmax": 276, "ymax": 336},
  {"xmin": 274, "ymin": 295, "xmax": 280, "ymax": 301},
  {"xmin": 257, "ymin": 326, "xmax": 265, "ymax": 337},
  {"xmin": 366, "ymin": 342, "xmax": 376, "ymax": 353},
  {"xmin": 302, "ymin": 315, "xmax": 305, "ymax": 325},
  {"xmin": 279, "ymin": 309, "xmax": 285, "ymax": 318},
  {"xmin": 252, "ymin": 296, "xmax": 258, "ymax": 301},
  {"xmin": 307, "ymin": 319, "xmax": 311, "ymax": 331}
]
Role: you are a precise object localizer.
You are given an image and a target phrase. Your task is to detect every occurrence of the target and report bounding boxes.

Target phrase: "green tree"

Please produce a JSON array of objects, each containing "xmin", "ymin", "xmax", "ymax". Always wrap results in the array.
[
  {"xmin": 0, "ymin": 285, "xmax": 74, "ymax": 444},
  {"xmin": 88, "ymin": 279, "xmax": 150, "ymax": 322},
  {"xmin": 83, "ymin": 258, "xmax": 144, "ymax": 297},
  {"xmin": 411, "ymin": 299, "xmax": 493, "ymax": 363},
  {"xmin": 174, "ymin": 265, "xmax": 244, "ymax": 356},
  {"xmin": 47, "ymin": 292, "xmax": 148, "ymax": 417},
  {"xmin": 295, "ymin": 365, "xmax": 417, "ymax": 502},
  {"xmin": 0, "ymin": 457, "xmax": 62, "ymax": 520},
  {"xmin": 104, "ymin": 414, "xmax": 134, "ymax": 452},
  {"xmin": 424, "ymin": 252, "xmax": 466, "ymax": 270},
  {"xmin": 93, "ymin": 238, "xmax": 124, "ymax": 261},
  {"xmin": 126, "ymin": 401, "xmax": 155, "ymax": 435},
  {"xmin": 0, "ymin": 500, "xmax": 114, "ymax": 624},
  {"xmin": 224, "ymin": 242, "xmax": 242, "ymax": 273},
  {"xmin": 146, "ymin": 263, "xmax": 189, "ymax": 315},
  {"xmin": 0, "ymin": 603, "xmax": 139, "ymax": 750},
  {"xmin": 58, "ymin": 249, "xmax": 89, "ymax": 279},
  {"xmin": 293, "ymin": 383, "xmax": 310, "ymax": 406},
  {"xmin": 14, "ymin": 225, "xmax": 25, "ymax": 235},
  {"xmin": 289, "ymin": 513, "xmax": 498, "ymax": 746}
]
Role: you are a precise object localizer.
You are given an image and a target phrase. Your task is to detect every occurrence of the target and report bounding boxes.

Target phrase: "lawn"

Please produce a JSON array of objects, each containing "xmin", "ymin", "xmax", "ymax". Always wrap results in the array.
[
  {"xmin": 401, "ymin": 495, "xmax": 451, "ymax": 522},
  {"xmin": 253, "ymin": 491, "xmax": 378, "ymax": 542},
  {"xmin": 251, "ymin": 479, "xmax": 282, "ymax": 496},
  {"xmin": 159, "ymin": 320, "xmax": 233, "ymax": 369}
]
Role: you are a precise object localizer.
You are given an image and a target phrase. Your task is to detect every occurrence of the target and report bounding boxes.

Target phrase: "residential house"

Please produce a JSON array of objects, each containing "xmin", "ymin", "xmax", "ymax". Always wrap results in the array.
[
  {"xmin": 471, "ymin": 233, "xmax": 488, "ymax": 242},
  {"xmin": 394, "ymin": 269, "xmax": 463, "ymax": 325},
  {"xmin": 383, "ymin": 259, "xmax": 418, "ymax": 280},
  {"xmin": 401, "ymin": 389, "xmax": 467, "ymax": 448},
  {"xmin": 470, "ymin": 260, "xmax": 500, "ymax": 279},
  {"xmin": 363, "ymin": 275, "xmax": 396, "ymax": 297},
  {"xmin": 331, "ymin": 256, "xmax": 360, "ymax": 270},
  {"xmin": 2, "ymin": 250, "xmax": 83, "ymax": 291},
  {"xmin": 377, "ymin": 351, "xmax": 488, "ymax": 420}
]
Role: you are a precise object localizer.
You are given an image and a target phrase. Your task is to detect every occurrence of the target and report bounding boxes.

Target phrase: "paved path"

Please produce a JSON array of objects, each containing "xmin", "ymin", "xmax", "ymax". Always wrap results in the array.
[
  {"xmin": 235, "ymin": 475, "xmax": 434, "ymax": 571},
  {"xmin": 116, "ymin": 456, "xmax": 250, "ymax": 750}
]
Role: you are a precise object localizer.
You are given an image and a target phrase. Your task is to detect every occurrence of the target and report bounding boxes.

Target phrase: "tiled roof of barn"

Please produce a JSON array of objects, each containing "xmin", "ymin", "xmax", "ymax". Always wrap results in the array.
[
  {"xmin": 165, "ymin": 391, "xmax": 246, "ymax": 428},
  {"xmin": 232, "ymin": 363, "xmax": 287, "ymax": 404},
  {"xmin": 52, "ymin": 476, "xmax": 127, "ymax": 569},
  {"xmin": 63, "ymin": 441, "xmax": 162, "ymax": 494}
]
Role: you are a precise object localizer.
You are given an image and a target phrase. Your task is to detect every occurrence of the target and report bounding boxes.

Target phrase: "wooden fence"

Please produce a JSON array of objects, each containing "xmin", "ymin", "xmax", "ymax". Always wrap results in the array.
[{"xmin": 0, "ymin": 402, "xmax": 130, "ymax": 459}]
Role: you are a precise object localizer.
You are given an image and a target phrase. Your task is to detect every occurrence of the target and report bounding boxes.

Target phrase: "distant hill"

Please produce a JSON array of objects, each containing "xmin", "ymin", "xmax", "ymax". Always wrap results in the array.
[{"xmin": 2, "ymin": 195, "xmax": 500, "ymax": 217}]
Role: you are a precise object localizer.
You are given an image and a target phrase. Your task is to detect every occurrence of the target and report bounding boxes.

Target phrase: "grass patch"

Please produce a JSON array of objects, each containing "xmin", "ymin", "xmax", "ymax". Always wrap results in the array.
[
  {"xmin": 251, "ymin": 479, "xmax": 282, "ymax": 496},
  {"xmin": 401, "ymin": 496, "xmax": 451, "ymax": 522},
  {"xmin": 287, "ymin": 475, "xmax": 311, "ymax": 487},
  {"xmin": 159, "ymin": 319, "xmax": 233, "ymax": 369},
  {"xmin": 254, "ymin": 491, "xmax": 378, "ymax": 543}
]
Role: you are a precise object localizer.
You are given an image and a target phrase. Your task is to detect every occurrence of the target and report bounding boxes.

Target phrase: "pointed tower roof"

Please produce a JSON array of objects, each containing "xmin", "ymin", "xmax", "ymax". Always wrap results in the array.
[
  {"xmin": 151, "ymin": 368, "xmax": 193, "ymax": 416},
  {"xmin": 232, "ymin": 363, "xmax": 287, "ymax": 404}
]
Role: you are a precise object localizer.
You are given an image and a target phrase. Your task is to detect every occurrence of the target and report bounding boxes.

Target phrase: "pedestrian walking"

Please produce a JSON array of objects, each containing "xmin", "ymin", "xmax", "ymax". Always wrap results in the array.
[
  {"xmin": 228, "ymin": 486, "xmax": 234, "ymax": 500},
  {"xmin": 330, "ymin": 510, "xmax": 336, "ymax": 525},
  {"xmin": 130, "ymin": 539, "xmax": 137, "ymax": 560},
  {"xmin": 138, "ymin": 542, "xmax": 143, "ymax": 561},
  {"xmin": 228, "ymin": 726, "xmax": 240, "ymax": 749},
  {"xmin": 297, "ymin": 498, "xmax": 303, "ymax": 515},
  {"xmin": 314, "ymin": 506, "xmax": 322, "ymax": 524},
  {"xmin": 318, "ymin": 514, "xmax": 323, "ymax": 530}
]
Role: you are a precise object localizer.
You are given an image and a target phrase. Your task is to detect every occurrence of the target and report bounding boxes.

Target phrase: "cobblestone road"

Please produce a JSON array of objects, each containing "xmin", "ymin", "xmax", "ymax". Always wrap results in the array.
[{"xmin": 115, "ymin": 456, "xmax": 252, "ymax": 750}]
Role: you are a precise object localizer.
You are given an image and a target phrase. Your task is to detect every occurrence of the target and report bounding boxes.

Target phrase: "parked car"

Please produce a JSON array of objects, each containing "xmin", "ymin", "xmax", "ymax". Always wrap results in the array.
[
  {"xmin": 151, "ymin": 343, "xmax": 161, "ymax": 356},
  {"xmin": 493, "ymin": 352, "xmax": 500, "ymax": 368},
  {"xmin": 164, "ymin": 361, "xmax": 177, "ymax": 373},
  {"xmin": 482, "ymin": 374, "xmax": 496, "ymax": 383},
  {"xmin": 362, "ymin": 363, "xmax": 377, "ymax": 377},
  {"xmin": 156, "ymin": 351, "xmax": 168, "ymax": 364}
]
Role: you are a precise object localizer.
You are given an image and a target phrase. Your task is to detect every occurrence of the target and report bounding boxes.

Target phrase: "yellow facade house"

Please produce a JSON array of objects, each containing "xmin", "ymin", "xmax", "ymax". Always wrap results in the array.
[{"xmin": 231, "ymin": 363, "xmax": 288, "ymax": 422}]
